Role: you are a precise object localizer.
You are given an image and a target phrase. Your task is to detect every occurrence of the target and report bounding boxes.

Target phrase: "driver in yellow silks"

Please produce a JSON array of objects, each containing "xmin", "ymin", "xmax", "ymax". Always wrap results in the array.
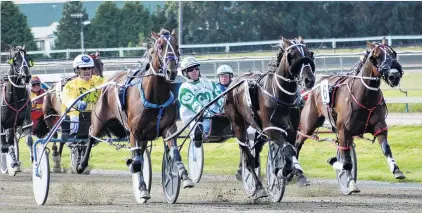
[{"xmin": 61, "ymin": 54, "xmax": 103, "ymax": 136}]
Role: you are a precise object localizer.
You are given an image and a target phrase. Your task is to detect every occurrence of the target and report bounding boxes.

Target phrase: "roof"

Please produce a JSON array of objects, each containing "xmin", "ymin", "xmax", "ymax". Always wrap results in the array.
[{"xmin": 31, "ymin": 22, "xmax": 59, "ymax": 39}]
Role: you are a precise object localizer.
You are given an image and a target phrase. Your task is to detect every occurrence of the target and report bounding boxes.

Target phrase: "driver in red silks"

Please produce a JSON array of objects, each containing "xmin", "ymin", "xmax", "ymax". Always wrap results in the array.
[{"xmin": 29, "ymin": 76, "xmax": 46, "ymax": 133}]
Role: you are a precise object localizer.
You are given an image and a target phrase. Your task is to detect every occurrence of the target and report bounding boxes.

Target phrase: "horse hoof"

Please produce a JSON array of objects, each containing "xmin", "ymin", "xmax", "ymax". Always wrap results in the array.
[
  {"xmin": 286, "ymin": 172, "xmax": 295, "ymax": 182},
  {"xmin": 52, "ymin": 167, "xmax": 62, "ymax": 173},
  {"xmin": 254, "ymin": 188, "xmax": 268, "ymax": 198},
  {"xmin": 183, "ymin": 179, "xmax": 195, "ymax": 189},
  {"xmin": 76, "ymin": 165, "xmax": 86, "ymax": 174},
  {"xmin": 348, "ymin": 180, "xmax": 360, "ymax": 193},
  {"xmin": 13, "ymin": 165, "xmax": 21, "ymax": 173},
  {"xmin": 139, "ymin": 190, "xmax": 151, "ymax": 200},
  {"xmin": 297, "ymin": 175, "xmax": 310, "ymax": 187},
  {"xmin": 394, "ymin": 172, "xmax": 405, "ymax": 180},
  {"xmin": 83, "ymin": 167, "xmax": 92, "ymax": 175}
]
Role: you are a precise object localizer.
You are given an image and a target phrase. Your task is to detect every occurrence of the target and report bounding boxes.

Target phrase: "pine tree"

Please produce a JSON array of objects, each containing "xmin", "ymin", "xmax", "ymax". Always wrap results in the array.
[
  {"xmin": 86, "ymin": 1, "xmax": 121, "ymax": 57},
  {"xmin": 53, "ymin": 1, "xmax": 88, "ymax": 58},
  {"xmin": 1, "ymin": 1, "xmax": 37, "ymax": 52}
]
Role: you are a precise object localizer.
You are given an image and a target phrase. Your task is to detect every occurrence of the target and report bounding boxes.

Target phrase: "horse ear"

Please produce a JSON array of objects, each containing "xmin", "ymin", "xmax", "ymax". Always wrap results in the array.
[
  {"xmin": 282, "ymin": 37, "xmax": 292, "ymax": 49},
  {"xmin": 171, "ymin": 28, "xmax": 177, "ymax": 37},
  {"xmin": 96, "ymin": 50, "xmax": 100, "ymax": 57},
  {"xmin": 151, "ymin": 31, "xmax": 160, "ymax": 40},
  {"xmin": 298, "ymin": 36, "xmax": 304, "ymax": 44},
  {"xmin": 382, "ymin": 37, "xmax": 388, "ymax": 45},
  {"xmin": 367, "ymin": 41, "xmax": 376, "ymax": 50},
  {"xmin": 22, "ymin": 45, "xmax": 25, "ymax": 50}
]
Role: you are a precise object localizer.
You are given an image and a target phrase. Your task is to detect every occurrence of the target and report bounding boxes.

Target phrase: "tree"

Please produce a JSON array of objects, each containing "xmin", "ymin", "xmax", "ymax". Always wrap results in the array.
[
  {"xmin": 151, "ymin": 2, "xmax": 178, "ymax": 33},
  {"xmin": 85, "ymin": 2, "xmax": 121, "ymax": 57},
  {"xmin": 119, "ymin": 2, "xmax": 152, "ymax": 47},
  {"xmin": 1, "ymin": 1, "xmax": 37, "ymax": 52},
  {"xmin": 53, "ymin": 1, "xmax": 88, "ymax": 58}
]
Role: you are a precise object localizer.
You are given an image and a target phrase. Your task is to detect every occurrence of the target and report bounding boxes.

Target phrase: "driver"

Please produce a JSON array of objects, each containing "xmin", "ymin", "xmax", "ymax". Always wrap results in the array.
[
  {"xmin": 178, "ymin": 56, "xmax": 222, "ymax": 148},
  {"xmin": 61, "ymin": 54, "xmax": 104, "ymax": 137}
]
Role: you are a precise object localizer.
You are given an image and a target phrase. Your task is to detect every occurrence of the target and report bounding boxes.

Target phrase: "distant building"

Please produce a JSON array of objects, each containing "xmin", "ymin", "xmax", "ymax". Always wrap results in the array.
[{"xmin": 31, "ymin": 22, "xmax": 58, "ymax": 56}]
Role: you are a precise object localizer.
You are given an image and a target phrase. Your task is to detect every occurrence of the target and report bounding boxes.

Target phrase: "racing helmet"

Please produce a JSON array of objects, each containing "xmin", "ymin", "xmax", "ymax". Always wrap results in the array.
[
  {"xmin": 216, "ymin": 64, "xmax": 234, "ymax": 77},
  {"xmin": 73, "ymin": 54, "xmax": 94, "ymax": 70},
  {"xmin": 180, "ymin": 56, "xmax": 200, "ymax": 78}
]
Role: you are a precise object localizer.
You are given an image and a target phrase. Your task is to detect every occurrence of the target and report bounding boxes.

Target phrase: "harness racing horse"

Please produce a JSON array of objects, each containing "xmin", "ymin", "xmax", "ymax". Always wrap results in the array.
[
  {"xmin": 225, "ymin": 37, "xmax": 315, "ymax": 198},
  {"xmin": 41, "ymin": 52, "xmax": 104, "ymax": 173},
  {"xmin": 296, "ymin": 41, "xmax": 405, "ymax": 194},
  {"xmin": 76, "ymin": 29, "xmax": 194, "ymax": 201},
  {"xmin": 0, "ymin": 46, "xmax": 33, "ymax": 175},
  {"xmin": 291, "ymin": 38, "xmax": 404, "ymax": 186}
]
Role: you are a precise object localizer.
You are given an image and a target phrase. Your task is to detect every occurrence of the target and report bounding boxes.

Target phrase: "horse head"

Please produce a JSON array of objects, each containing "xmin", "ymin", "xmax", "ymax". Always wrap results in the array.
[
  {"xmin": 377, "ymin": 38, "xmax": 402, "ymax": 87},
  {"xmin": 7, "ymin": 45, "xmax": 32, "ymax": 85},
  {"xmin": 280, "ymin": 37, "xmax": 316, "ymax": 89},
  {"xmin": 89, "ymin": 51, "xmax": 104, "ymax": 77},
  {"xmin": 149, "ymin": 29, "xmax": 179, "ymax": 82},
  {"xmin": 366, "ymin": 41, "xmax": 394, "ymax": 80}
]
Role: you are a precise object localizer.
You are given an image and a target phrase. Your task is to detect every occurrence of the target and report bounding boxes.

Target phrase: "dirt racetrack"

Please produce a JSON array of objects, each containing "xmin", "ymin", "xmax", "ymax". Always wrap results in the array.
[{"xmin": 1, "ymin": 169, "xmax": 421, "ymax": 213}]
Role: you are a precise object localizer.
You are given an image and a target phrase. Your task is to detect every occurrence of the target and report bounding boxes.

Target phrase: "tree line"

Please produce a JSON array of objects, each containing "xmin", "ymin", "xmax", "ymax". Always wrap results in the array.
[{"xmin": 2, "ymin": 1, "xmax": 422, "ymax": 58}]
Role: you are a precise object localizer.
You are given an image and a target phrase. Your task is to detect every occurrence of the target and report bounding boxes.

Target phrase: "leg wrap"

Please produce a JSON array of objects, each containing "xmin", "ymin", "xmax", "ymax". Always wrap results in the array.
[
  {"xmin": 381, "ymin": 140, "xmax": 392, "ymax": 157},
  {"xmin": 170, "ymin": 146, "xmax": 182, "ymax": 162}
]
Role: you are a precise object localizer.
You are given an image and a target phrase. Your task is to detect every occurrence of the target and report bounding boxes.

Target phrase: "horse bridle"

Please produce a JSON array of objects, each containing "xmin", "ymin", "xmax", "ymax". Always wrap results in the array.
[
  {"xmin": 149, "ymin": 35, "xmax": 179, "ymax": 82},
  {"xmin": 7, "ymin": 50, "xmax": 32, "ymax": 88},
  {"xmin": 273, "ymin": 42, "xmax": 315, "ymax": 96}
]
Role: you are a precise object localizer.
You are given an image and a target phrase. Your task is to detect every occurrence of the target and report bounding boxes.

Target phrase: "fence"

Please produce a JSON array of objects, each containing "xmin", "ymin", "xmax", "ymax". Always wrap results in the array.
[
  {"xmin": 3, "ymin": 35, "xmax": 422, "ymax": 58},
  {"xmin": 1, "ymin": 52, "xmax": 421, "ymax": 111}
]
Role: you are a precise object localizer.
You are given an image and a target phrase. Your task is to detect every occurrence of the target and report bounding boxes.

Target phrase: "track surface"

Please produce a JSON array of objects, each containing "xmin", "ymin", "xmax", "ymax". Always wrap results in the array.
[
  {"xmin": 1, "ymin": 115, "xmax": 421, "ymax": 212},
  {"xmin": 1, "ymin": 169, "xmax": 421, "ymax": 213}
]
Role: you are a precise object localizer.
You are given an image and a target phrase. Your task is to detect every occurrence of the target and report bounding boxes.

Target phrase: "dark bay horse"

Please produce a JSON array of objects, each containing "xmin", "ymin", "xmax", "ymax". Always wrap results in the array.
[
  {"xmin": 225, "ymin": 37, "xmax": 316, "ymax": 197},
  {"xmin": 76, "ymin": 29, "xmax": 193, "ymax": 201},
  {"xmin": 1, "ymin": 46, "xmax": 33, "ymax": 174},
  {"xmin": 296, "ymin": 41, "xmax": 405, "ymax": 193},
  {"xmin": 41, "ymin": 51, "xmax": 103, "ymax": 173}
]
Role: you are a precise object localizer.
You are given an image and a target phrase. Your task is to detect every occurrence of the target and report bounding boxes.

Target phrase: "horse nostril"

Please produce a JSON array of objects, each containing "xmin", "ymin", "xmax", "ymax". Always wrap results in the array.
[{"xmin": 388, "ymin": 75, "xmax": 395, "ymax": 81}]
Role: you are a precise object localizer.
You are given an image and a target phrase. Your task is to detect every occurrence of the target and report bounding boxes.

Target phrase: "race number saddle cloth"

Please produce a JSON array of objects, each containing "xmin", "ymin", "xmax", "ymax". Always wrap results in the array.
[{"xmin": 319, "ymin": 76, "xmax": 349, "ymax": 133}]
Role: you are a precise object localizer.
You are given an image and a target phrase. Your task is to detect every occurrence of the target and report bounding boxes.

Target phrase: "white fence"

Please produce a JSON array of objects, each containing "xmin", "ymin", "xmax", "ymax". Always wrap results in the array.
[{"xmin": 2, "ymin": 35, "xmax": 422, "ymax": 58}]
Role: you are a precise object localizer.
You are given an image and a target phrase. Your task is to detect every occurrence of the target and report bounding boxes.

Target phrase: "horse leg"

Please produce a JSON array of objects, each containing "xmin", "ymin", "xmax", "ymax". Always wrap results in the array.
[
  {"xmin": 44, "ymin": 116, "xmax": 62, "ymax": 172},
  {"xmin": 165, "ymin": 125, "xmax": 194, "ymax": 189},
  {"xmin": 294, "ymin": 104, "xmax": 324, "ymax": 185},
  {"xmin": 233, "ymin": 115, "xmax": 266, "ymax": 198},
  {"xmin": 126, "ymin": 138, "xmax": 150, "ymax": 200},
  {"xmin": 327, "ymin": 127, "xmax": 360, "ymax": 193},
  {"xmin": 6, "ymin": 128, "xmax": 20, "ymax": 171},
  {"xmin": 285, "ymin": 116, "xmax": 310, "ymax": 187},
  {"xmin": 374, "ymin": 129, "xmax": 405, "ymax": 179},
  {"xmin": 235, "ymin": 126, "xmax": 256, "ymax": 181}
]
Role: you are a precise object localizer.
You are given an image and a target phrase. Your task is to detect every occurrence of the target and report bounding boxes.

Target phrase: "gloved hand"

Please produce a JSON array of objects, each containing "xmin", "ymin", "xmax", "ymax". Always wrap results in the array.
[{"xmin": 75, "ymin": 100, "xmax": 87, "ymax": 111}]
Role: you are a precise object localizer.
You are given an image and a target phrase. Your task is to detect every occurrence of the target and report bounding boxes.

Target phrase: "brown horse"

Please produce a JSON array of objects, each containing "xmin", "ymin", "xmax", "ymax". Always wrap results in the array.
[
  {"xmin": 224, "ymin": 37, "xmax": 315, "ymax": 198},
  {"xmin": 40, "ymin": 52, "xmax": 103, "ymax": 172},
  {"xmin": 75, "ymin": 29, "xmax": 193, "ymax": 201},
  {"xmin": 296, "ymin": 41, "xmax": 405, "ymax": 194}
]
